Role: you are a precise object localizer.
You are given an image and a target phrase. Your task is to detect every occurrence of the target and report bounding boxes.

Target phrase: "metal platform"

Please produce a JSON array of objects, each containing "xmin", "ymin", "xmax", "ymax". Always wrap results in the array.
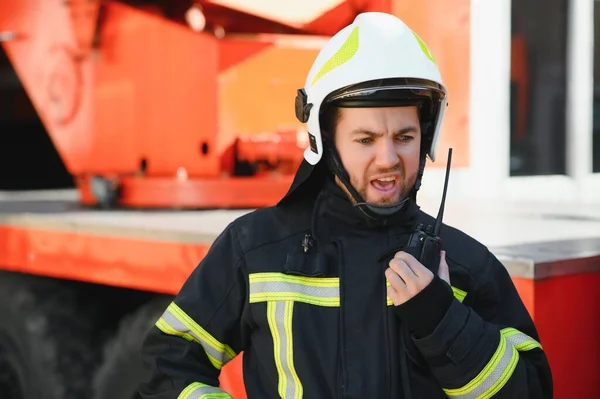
[
  {"xmin": 0, "ymin": 189, "xmax": 250, "ymax": 244},
  {"xmin": 1, "ymin": 189, "xmax": 599, "ymax": 279}
]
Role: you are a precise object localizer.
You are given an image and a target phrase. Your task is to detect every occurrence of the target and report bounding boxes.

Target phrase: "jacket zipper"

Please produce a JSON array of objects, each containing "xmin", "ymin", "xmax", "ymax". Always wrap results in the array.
[
  {"xmin": 334, "ymin": 239, "xmax": 347, "ymax": 399},
  {"xmin": 384, "ymin": 236, "xmax": 393, "ymax": 399}
]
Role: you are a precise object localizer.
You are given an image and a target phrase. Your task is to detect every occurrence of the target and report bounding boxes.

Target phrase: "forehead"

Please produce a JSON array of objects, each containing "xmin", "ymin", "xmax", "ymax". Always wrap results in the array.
[{"xmin": 336, "ymin": 106, "xmax": 420, "ymax": 131}]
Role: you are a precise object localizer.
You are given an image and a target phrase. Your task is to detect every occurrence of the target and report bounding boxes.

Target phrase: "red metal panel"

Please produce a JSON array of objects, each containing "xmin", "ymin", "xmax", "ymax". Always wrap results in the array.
[
  {"xmin": 203, "ymin": 0, "xmax": 347, "ymax": 29},
  {"xmin": 1, "ymin": 1, "xmax": 321, "ymax": 209},
  {"xmin": 93, "ymin": 3, "xmax": 221, "ymax": 177},
  {"xmin": 534, "ymin": 273, "xmax": 600, "ymax": 399},
  {"xmin": 511, "ymin": 277, "xmax": 536, "ymax": 317},
  {"xmin": 218, "ymin": 38, "xmax": 273, "ymax": 72},
  {"xmin": 216, "ymin": 34, "xmax": 321, "ymax": 157},
  {"xmin": 1, "ymin": 1, "xmax": 222, "ymax": 177},
  {"xmin": 514, "ymin": 272, "xmax": 600, "ymax": 399},
  {"xmin": 76, "ymin": 174, "xmax": 296, "ymax": 209},
  {"xmin": 202, "ymin": 0, "xmax": 393, "ymax": 35},
  {"xmin": 0, "ymin": 224, "xmax": 206, "ymax": 294}
]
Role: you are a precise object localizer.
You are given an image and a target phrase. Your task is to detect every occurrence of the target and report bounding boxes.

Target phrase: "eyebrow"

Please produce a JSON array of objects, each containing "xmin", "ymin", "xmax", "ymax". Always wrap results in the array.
[{"xmin": 350, "ymin": 125, "xmax": 419, "ymax": 137}]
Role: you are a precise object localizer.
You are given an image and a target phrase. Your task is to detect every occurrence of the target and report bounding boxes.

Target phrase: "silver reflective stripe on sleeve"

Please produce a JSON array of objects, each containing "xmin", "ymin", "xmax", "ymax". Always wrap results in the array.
[
  {"xmin": 177, "ymin": 382, "xmax": 232, "ymax": 399},
  {"xmin": 443, "ymin": 328, "xmax": 543, "ymax": 399},
  {"xmin": 155, "ymin": 302, "xmax": 236, "ymax": 370},
  {"xmin": 504, "ymin": 328, "xmax": 543, "ymax": 351}
]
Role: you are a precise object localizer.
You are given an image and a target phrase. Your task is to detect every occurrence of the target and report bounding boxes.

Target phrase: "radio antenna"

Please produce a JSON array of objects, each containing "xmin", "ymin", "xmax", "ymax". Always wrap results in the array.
[{"xmin": 433, "ymin": 148, "xmax": 453, "ymax": 236}]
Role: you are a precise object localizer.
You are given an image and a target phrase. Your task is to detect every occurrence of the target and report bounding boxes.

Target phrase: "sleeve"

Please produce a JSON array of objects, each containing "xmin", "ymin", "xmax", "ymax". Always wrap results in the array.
[
  {"xmin": 137, "ymin": 222, "xmax": 249, "ymax": 399},
  {"xmin": 396, "ymin": 251, "xmax": 553, "ymax": 398}
]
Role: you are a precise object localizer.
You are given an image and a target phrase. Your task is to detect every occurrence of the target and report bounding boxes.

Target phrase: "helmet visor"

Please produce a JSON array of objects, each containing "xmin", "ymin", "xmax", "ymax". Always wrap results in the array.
[{"xmin": 324, "ymin": 78, "xmax": 446, "ymax": 108}]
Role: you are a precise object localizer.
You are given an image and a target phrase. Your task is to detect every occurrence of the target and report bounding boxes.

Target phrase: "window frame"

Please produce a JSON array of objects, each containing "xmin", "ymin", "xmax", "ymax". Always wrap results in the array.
[
  {"xmin": 415, "ymin": 0, "xmax": 600, "ymax": 204},
  {"xmin": 466, "ymin": 0, "xmax": 599, "ymax": 203}
]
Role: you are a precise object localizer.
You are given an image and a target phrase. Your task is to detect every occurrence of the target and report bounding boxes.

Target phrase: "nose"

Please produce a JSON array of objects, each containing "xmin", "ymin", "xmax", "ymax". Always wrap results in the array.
[{"xmin": 374, "ymin": 137, "xmax": 399, "ymax": 169}]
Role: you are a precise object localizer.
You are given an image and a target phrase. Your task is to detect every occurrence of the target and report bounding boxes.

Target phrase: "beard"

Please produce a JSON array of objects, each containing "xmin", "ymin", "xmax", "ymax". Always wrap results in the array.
[{"xmin": 352, "ymin": 165, "xmax": 418, "ymax": 206}]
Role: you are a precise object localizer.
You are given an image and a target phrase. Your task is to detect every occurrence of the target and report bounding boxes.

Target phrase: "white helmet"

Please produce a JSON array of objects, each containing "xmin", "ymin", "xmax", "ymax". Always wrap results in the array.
[{"xmin": 295, "ymin": 12, "xmax": 448, "ymax": 165}]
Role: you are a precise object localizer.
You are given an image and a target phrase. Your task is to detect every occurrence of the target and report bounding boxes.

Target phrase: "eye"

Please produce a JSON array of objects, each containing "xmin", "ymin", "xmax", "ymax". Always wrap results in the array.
[
  {"xmin": 356, "ymin": 137, "xmax": 373, "ymax": 145},
  {"xmin": 397, "ymin": 135, "xmax": 414, "ymax": 143}
]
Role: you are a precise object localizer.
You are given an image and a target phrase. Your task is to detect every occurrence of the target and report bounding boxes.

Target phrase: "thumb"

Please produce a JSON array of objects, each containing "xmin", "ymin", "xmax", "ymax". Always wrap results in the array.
[{"xmin": 438, "ymin": 250, "xmax": 451, "ymax": 285}]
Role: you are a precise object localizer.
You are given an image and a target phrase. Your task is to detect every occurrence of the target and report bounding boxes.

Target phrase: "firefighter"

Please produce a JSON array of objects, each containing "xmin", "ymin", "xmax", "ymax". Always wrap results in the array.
[{"xmin": 138, "ymin": 12, "xmax": 553, "ymax": 398}]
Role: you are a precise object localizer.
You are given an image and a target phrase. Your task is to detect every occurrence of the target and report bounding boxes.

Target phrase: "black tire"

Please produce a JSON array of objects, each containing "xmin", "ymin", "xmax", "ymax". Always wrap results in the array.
[
  {"xmin": 92, "ymin": 295, "xmax": 173, "ymax": 399},
  {"xmin": 0, "ymin": 271, "xmax": 101, "ymax": 399}
]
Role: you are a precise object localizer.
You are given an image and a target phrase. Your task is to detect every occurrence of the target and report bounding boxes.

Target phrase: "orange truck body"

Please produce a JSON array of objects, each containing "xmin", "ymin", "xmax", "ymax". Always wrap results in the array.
[
  {"xmin": 3, "ymin": 2, "xmax": 597, "ymax": 399},
  {"xmin": 0, "ymin": 0, "xmax": 471, "ymax": 208}
]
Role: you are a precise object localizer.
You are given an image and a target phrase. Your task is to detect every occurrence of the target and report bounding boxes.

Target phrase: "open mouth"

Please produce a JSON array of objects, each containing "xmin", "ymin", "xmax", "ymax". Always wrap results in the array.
[{"xmin": 370, "ymin": 176, "xmax": 398, "ymax": 194}]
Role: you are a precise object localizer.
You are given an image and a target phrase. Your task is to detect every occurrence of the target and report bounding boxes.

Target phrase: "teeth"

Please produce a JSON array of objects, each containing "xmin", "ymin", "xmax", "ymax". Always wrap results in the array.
[{"xmin": 377, "ymin": 177, "xmax": 395, "ymax": 182}]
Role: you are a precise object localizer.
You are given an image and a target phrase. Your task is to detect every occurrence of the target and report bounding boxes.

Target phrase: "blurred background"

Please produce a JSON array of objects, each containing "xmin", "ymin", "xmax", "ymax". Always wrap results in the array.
[{"xmin": 0, "ymin": 1, "xmax": 598, "ymax": 399}]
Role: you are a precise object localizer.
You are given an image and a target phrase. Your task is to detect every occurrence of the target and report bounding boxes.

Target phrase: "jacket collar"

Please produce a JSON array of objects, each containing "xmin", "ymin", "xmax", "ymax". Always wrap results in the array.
[{"xmin": 310, "ymin": 175, "xmax": 421, "ymax": 241}]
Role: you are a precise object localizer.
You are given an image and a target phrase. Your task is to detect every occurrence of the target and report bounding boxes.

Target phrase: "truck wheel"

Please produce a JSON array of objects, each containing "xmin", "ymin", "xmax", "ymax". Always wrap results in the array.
[
  {"xmin": 0, "ymin": 271, "xmax": 99, "ymax": 399},
  {"xmin": 92, "ymin": 295, "xmax": 173, "ymax": 399}
]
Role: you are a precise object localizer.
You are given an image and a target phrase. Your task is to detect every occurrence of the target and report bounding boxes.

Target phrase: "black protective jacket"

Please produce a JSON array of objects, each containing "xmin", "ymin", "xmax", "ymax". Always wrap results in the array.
[{"xmin": 138, "ymin": 175, "xmax": 553, "ymax": 398}]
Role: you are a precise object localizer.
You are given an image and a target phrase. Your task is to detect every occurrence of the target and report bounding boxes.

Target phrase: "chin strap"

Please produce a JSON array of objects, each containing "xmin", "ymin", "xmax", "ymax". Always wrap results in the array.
[
  {"xmin": 324, "ymin": 141, "xmax": 361, "ymax": 201},
  {"xmin": 410, "ymin": 155, "xmax": 427, "ymax": 202}
]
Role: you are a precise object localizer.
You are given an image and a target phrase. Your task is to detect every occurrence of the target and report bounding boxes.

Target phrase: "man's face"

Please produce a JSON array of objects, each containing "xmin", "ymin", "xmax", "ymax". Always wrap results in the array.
[{"xmin": 334, "ymin": 106, "xmax": 422, "ymax": 206}]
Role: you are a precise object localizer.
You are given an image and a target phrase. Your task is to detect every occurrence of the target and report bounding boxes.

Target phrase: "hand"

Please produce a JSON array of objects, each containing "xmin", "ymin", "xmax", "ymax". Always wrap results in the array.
[{"xmin": 386, "ymin": 250, "xmax": 450, "ymax": 306}]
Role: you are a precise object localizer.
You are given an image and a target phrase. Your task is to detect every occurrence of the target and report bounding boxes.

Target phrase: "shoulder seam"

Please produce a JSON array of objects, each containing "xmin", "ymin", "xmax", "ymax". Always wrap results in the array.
[{"xmin": 205, "ymin": 224, "xmax": 246, "ymax": 330}]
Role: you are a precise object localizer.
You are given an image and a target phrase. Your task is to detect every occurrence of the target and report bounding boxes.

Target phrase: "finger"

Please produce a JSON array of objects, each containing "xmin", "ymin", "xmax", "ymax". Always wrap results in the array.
[
  {"xmin": 438, "ymin": 250, "xmax": 451, "ymax": 285},
  {"xmin": 387, "ymin": 285, "xmax": 401, "ymax": 306},
  {"xmin": 385, "ymin": 267, "xmax": 407, "ymax": 290},
  {"xmin": 394, "ymin": 251, "xmax": 427, "ymax": 277},
  {"xmin": 394, "ymin": 250, "xmax": 418, "ymax": 264},
  {"xmin": 389, "ymin": 258, "xmax": 418, "ymax": 281}
]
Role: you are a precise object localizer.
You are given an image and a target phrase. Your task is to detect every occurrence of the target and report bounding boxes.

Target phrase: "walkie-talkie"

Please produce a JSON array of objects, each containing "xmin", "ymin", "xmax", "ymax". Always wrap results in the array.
[{"xmin": 404, "ymin": 148, "xmax": 453, "ymax": 275}]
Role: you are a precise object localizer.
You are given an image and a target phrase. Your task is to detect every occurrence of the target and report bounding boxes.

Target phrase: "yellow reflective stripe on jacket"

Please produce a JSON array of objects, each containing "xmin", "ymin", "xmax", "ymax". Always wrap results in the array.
[
  {"xmin": 451, "ymin": 286, "xmax": 467, "ymax": 302},
  {"xmin": 443, "ymin": 328, "xmax": 542, "ymax": 399},
  {"xmin": 267, "ymin": 301, "xmax": 303, "ymax": 399},
  {"xmin": 156, "ymin": 302, "xmax": 236, "ymax": 370},
  {"xmin": 249, "ymin": 272, "xmax": 340, "ymax": 307},
  {"xmin": 177, "ymin": 382, "xmax": 232, "ymax": 399},
  {"xmin": 251, "ymin": 272, "xmax": 341, "ymax": 399},
  {"xmin": 385, "ymin": 281, "xmax": 468, "ymax": 305}
]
